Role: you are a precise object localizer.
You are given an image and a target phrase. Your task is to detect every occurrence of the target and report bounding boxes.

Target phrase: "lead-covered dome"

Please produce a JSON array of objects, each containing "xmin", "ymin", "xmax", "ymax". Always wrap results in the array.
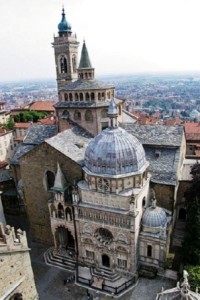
[
  {"xmin": 142, "ymin": 206, "xmax": 167, "ymax": 228},
  {"xmin": 84, "ymin": 126, "xmax": 148, "ymax": 176},
  {"xmin": 58, "ymin": 8, "xmax": 71, "ymax": 33}
]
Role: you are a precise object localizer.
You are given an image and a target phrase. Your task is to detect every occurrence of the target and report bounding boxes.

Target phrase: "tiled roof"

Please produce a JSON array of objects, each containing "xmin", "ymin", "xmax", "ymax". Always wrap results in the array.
[
  {"xmin": 144, "ymin": 146, "xmax": 180, "ymax": 185},
  {"xmin": 14, "ymin": 122, "xmax": 31, "ymax": 129},
  {"xmin": 23, "ymin": 124, "xmax": 57, "ymax": 145},
  {"xmin": 184, "ymin": 122, "xmax": 200, "ymax": 140},
  {"xmin": 121, "ymin": 110, "xmax": 137, "ymax": 123},
  {"xmin": 11, "ymin": 144, "xmax": 35, "ymax": 165},
  {"xmin": 120, "ymin": 124, "xmax": 184, "ymax": 146},
  {"xmin": 163, "ymin": 118, "xmax": 182, "ymax": 126},
  {"xmin": 38, "ymin": 118, "xmax": 56, "ymax": 125},
  {"xmin": 54, "ymin": 97, "xmax": 122, "ymax": 109},
  {"xmin": 46, "ymin": 124, "xmax": 92, "ymax": 166},
  {"xmin": 60, "ymin": 79, "xmax": 114, "ymax": 91},
  {"xmin": 29, "ymin": 101, "xmax": 56, "ymax": 112},
  {"xmin": 11, "ymin": 124, "xmax": 58, "ymax": 165}
]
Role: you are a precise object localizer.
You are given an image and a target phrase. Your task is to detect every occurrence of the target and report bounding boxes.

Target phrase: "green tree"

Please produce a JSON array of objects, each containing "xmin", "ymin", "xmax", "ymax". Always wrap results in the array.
[
  {"xmin": 184, "ymin": 265, "xmax": 200, "ymax": 291},
  {"xmin": 5, "ymin": 118, "xmax": 14, "ymax": 130},
  {"xmin": 182, "ymin": 163, "xmax": 200, "ymax": 265}
]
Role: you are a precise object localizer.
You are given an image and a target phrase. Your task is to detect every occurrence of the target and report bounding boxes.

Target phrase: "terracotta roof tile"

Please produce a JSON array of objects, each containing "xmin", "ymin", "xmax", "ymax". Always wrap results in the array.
[
  {"xmin": 29, "ymin": 101, "xmax": 56, "ymax": 112},
  {"xmin": 14, "ymin": 122, "xmax": 31, "ymax": 129}
]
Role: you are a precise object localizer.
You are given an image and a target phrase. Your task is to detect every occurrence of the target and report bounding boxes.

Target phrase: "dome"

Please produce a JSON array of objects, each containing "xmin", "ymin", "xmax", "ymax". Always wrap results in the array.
[
  {"xmin": 58, "ymin": 8, "xmax": 71, "ymax": 33},
  {"xmin": 142, "ymin": 206, "xmax": 167, "ymax": 228},
  {"xmin": 84, "ymin": 126, "xmax": 148, "ymax": 176}
]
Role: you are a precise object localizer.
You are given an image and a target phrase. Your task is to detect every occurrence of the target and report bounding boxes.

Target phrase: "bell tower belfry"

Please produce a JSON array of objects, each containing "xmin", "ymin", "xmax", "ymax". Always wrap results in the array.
[{"xmin": 52, "ymin": 8, "xmax": 79, "ymax": 93}]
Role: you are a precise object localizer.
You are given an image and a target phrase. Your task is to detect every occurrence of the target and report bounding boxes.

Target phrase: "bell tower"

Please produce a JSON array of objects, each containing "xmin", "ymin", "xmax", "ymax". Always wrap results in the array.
[{"xmin": 52, "ymin": 8, "xmax": 79, "ymax": 94}]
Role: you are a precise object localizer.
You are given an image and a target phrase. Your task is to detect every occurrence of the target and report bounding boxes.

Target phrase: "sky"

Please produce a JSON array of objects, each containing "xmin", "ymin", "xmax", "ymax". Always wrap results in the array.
[{"xmin": 1, "ymin": 0, "xmax": 200, "ymax": 82}]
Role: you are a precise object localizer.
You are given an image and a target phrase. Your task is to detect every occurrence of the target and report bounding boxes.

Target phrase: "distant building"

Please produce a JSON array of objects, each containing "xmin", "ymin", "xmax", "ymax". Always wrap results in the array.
[
  {"xmin": 189, "ymin": 109, "xmax": 200, "ymax": 121},
  {"xmin": 184, "ymin": 122, "xmax": 200, "ymax": 156}
]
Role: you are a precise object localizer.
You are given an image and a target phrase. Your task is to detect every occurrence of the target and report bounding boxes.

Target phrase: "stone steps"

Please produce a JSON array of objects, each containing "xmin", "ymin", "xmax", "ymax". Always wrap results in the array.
[
  {"xmin": 44, "ymin": 247, "xmax": 76, "ymax": 271},
  {"xmin": 91, "ymin": 266, "xmax": 121, "ymax": 282}
]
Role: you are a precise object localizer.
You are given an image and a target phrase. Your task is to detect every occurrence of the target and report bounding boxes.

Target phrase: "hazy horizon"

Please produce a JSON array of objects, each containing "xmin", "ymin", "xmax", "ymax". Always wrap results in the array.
[{"xmin": 1, "ymin": 0, "xmax": 200, "ymax": 82}]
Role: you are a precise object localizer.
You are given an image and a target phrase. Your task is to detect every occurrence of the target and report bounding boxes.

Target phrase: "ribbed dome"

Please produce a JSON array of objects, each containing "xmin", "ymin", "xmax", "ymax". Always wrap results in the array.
[
  {"xmin": 84, "ymin": 127, "xmax": 147, "ymax": 176},
  {"xmin": 58, "ymin": 8, "xmax": 71, "ymax": 33},
  {"xmin": 142, "ymin": 206, "xmax": 167, "ymax": 228}
]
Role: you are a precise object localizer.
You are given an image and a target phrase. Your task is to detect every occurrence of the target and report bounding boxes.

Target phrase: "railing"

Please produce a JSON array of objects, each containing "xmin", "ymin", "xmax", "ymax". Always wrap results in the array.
[
  {"xmin": 77, "ymin": 275, "xmax": 136, "ymax": 295},
  {"xmin": 78, "ymin": 214, "xmax": 131, "ymax": 229}
]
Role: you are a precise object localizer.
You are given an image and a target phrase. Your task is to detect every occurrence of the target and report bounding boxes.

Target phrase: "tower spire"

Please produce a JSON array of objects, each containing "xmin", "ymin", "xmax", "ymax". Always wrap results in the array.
[
  {"xmin": 107, "ymin": 98, "xmax": 118, "ymax": 128},
  {"xmin": 77, "ymin": 40, "xmax": 95, "ymax": 80}
]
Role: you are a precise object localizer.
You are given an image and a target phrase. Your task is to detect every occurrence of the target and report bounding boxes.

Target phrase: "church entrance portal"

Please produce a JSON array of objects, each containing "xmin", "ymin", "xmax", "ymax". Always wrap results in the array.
[
  {"xmin": 55, "ymin": 227, "xmax": 75, "ymax": 250},
  {"xmin": 102, "ymin": 254, "xmax": 110, "ymax": 268}
]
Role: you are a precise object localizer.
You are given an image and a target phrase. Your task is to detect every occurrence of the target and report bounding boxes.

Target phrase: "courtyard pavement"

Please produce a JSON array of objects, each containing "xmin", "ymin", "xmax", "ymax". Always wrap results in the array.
[{"xmin": 29, "ymin": 241, "xmax": 175, "ymax": 300}]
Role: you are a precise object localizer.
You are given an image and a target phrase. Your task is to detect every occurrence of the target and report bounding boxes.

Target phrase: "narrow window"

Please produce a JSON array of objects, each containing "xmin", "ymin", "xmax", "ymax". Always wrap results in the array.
[{"xmin": 147, "ymin": 245, "xmax": 152, "ymax": 257}]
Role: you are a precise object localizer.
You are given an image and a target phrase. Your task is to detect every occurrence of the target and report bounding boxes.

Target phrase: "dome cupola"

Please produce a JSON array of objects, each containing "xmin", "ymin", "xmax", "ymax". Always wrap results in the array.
[
  {"xmin": 142, "ymin": 199, "xmax": 167, "ymax": 230},
  {"xmin": 84, "ymin": 99, "xmax": 148, "ymax": 176},
  {"xmin": 58, "ymin": 8, "xmax": 72, "ymax": 33}
]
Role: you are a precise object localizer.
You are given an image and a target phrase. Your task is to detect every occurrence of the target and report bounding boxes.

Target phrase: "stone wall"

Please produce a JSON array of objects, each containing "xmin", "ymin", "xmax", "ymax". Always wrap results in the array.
[
  {"xmin": 151, "ymin": 183, "xmax": 174, "ymax": 211},
  {"xmin": 20, "ymin": 142, "xmax": 82, "ymax": 244},
  {"xmin": 0, "ymin": 225, "xmax": 38, "ymax": 300}
]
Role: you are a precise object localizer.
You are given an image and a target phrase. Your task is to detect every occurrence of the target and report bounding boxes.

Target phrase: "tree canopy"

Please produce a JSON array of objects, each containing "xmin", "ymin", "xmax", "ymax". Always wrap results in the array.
[
  {"xmin": 14, "ymin": 111, "xmax": 47, "ymax": 123},
  {"xmin": 182, "ymin": 162, "xmax": 200, "ymax": 265}
]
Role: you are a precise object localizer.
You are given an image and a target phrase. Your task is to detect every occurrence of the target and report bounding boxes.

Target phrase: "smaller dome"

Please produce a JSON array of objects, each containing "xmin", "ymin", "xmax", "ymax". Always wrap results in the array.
[
  {"xmin": 58, "ymin": 8, "xmax": 71, "ymax": 33},
  {"xmin": 142, "ymin": 206, "xmax": 167, "ymax": 228}
]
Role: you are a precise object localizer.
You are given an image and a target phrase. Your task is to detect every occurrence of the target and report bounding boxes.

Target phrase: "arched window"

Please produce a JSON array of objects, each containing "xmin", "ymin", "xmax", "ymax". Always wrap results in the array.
[
  {"xmin": 65, "ymin": 207, "xmax": 72, "ymax": 221},
  {"xmin": 58, "ymin": 203, "xmax": 64, "ymax": 219},
  {"xmin": 74, "ymin": 110, "xmax": 81, "ymax": 120},
  {"xmin": 86, "ymin": 93, "xmax": 90, "ymax": 101},
  {"xmin": 64, "ymin": 93, "xmax": 68, "ymax": 101},
  {"xmin": 98, "ymin": 93, "xmax": 101, "ymax": 101},
  {"xmin": 60, "ymin": 56, "xmax": 67, "ymax": 73},
  {"xmin": 69, "ymin": 93, "xmax": 73, "ymax": 101},
  {"xmin": 80, "ymin": 93, "xmax": 84, "ymax": 101},
  {"xmin": 101, "ymin": 92, "xmax": 105, "ymax": 100},
  {"xmin": 62, "ymin": 110, "xmax": 69, "ymax": 119},
  {"xmin": 46, "ymin": 171, "xmax": 55, "ymax": 190},
  {"xmin": 75, "ymin": 93, "xmax": 79, "ymax": 101},
  {"xmin": 51, "ymin": 204, "xmax": 57, "ymax": 218},
  {"xmin": 91, "ymin": 92, "xmax": 95, "ymax": 101},
  {"xmin": 147, "ymin": 245, "xmax": 152, "ymax": 257},
  {"xmin": 72, "ymin": 55, "xmax": 76, "ymax": 73},
  {"xmin": 85, "ymin": 110, "xmax": 93, "ymax": 122}
]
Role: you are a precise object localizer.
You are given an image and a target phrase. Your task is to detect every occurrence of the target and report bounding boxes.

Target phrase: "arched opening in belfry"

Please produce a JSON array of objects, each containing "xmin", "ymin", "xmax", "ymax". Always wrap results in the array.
[
  {"xmin": 91, "ymin": 92, "xmax": 95, "ymax": 101},
  {"xmin": 55, "ymin": 226, "xmax": 75, "ymax": 250},
  {"xmin": 102, "ymin": 254, "xmax": 110, "ymax": 268},
  {"xmin": 178, "ymin": 208, "xmax": 187, "ymax": 221},
  {"xmin": 60, "ymin": 56, "xmax": 68, "ymax": 73}
]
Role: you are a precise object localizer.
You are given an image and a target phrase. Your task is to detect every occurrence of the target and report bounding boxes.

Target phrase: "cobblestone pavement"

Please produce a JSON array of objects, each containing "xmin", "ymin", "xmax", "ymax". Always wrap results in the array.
[{"xmin": 30, "ymin": 242, "xmax": 175, "ymax": 300}]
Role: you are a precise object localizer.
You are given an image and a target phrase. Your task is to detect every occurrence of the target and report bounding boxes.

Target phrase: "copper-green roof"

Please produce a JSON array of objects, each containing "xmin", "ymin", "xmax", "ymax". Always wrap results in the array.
[{"xmin": 78, "ymin": 41, "xmax": 92, "ymax": 69}]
